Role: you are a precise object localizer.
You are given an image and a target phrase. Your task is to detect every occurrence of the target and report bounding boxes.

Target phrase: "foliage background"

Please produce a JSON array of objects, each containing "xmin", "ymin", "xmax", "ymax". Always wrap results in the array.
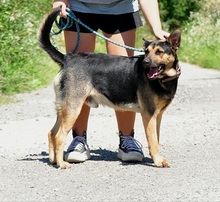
[
  {"xmin": 0, "ymin": 0, "xmax": 219, "ymax": 98},
  {"xmin": 0, "ymin": 0, "xmax": 54, "ymax": 95}
]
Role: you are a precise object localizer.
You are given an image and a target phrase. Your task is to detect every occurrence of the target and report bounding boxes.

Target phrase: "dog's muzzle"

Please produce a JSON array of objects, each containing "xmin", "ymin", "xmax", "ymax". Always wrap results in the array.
[
  {"xmin": 147, "ymin": 65, "xmax": 165, "ymax": 79},
  {"xmin": 143, "ymin": 58, "xmax": 165, "ymax": 80}
]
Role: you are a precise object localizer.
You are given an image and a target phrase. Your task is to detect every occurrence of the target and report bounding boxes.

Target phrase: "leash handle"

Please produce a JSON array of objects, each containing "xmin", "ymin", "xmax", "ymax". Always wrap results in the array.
[{"xmin": 51, "ymin": 9, "xmax": 80, "ymax": 54}]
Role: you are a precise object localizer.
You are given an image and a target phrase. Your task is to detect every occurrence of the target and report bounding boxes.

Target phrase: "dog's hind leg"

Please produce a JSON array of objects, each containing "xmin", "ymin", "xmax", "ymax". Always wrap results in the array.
[
  {"xmin": 48, "ymin": 117, "xmax": 59, "ymax": 164},
  {"xmin": 48, "ymin": 102, "xmax": 84, "ymax": 169},
  {"xmin": 141, "ymin": 111, "xmax": 169, "ymax": 168},
  {"xmin": 48, "ymin": 116, "xmax": 72, "ymax": 169}
]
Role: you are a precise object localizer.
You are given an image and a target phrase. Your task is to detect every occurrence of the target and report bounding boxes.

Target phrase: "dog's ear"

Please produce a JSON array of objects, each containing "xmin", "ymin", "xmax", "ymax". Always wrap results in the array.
[
  {"xmin": 167, "ymin": 29, "xmax": 182, "ymax": 51},
  {"xmin": 143, "ymin": 38, "xmax": 152, "ymax": 49}
]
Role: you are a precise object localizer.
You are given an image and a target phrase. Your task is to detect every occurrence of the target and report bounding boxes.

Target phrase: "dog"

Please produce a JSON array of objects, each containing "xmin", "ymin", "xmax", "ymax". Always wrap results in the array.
[{"xmin": 38, "ymin": 8, "xmax": 182, "ymax": 169}]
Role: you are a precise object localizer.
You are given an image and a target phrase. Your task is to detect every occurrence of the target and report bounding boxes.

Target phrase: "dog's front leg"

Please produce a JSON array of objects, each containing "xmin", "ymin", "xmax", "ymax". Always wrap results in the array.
[
  {"xmin": 141, "ymin": 112, "xmax": 169, "ymax": 167},
  {"xmin": 156, "ymin": 110, "xmax": 164, "ymax": 144}
]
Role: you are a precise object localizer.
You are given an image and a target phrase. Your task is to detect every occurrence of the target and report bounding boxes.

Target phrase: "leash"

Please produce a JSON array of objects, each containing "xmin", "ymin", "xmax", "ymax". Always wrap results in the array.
[{"xmin": 51, "ymin": 8, "xmax": 144, "ymax": 54}]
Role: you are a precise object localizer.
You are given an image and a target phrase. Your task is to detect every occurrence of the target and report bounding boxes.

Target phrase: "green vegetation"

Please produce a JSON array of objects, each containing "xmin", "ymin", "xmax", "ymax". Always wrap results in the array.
[
  {"xmin": 179, "ymin": 0, "xmax": 220, "ymax": 69},
  {"xmin": 0, "ymin": 0, "xmax": 58, "ymax": 97},
  {"xmin": 0, "ymin": 0, "xmax": 219, "ymax": 102},
  {"xmin": 159, "ymin": 0, "xmax": 202, "ymax": 30}
]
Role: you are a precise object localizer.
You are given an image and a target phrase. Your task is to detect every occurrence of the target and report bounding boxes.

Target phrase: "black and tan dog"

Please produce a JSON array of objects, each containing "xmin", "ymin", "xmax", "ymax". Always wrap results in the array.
[{"xmin": 38, "ymin": 8, "xmax": 181, "ymax": 169}]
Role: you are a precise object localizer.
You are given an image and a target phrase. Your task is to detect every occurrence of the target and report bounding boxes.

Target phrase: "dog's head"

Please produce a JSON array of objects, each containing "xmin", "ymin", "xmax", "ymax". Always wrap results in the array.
[{"xmin": 143, "ymin": 29, "xmax": 182, "ymax": 81}]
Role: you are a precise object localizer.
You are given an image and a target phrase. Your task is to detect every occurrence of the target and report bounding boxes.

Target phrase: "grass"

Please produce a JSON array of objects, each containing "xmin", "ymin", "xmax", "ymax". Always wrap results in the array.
[
  {"xmin": 0, "ymin": 0, "xmax": 58, "ymax": 103},
  {"xmin": 180, "ymin": 34, "xmax": 220, "ymax": 70}
]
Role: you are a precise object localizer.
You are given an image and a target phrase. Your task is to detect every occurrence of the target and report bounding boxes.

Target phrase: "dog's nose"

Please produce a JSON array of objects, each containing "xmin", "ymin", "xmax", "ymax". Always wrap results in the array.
[{"xmin": 143, "ymin": 57, "xmax": 151, "ymax": 67}]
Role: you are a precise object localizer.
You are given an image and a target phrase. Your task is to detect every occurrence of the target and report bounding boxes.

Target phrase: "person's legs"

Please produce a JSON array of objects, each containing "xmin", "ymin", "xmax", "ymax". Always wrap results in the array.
[
  {"xmin": 104, "ymin": 29, "xmax": 135, "ymax": 135},
  {"xmin": 64, "ymin": 31, "xmax": 96, "ymax": 162},
  {"xmin": 65, "ymin": 31, "xmax": 96, "ymax": 135},
  {"xmin": 103, "ymin": 30, "xmax": 144, "ymax": 162},
  {"xmin": 104, "ymin": 29, "xmax": 136, "ymax": 135}
]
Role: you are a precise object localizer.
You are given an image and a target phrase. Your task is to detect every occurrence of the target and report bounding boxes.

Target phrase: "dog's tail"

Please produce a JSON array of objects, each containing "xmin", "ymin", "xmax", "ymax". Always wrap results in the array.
[{"xmin": 38, "ymin": 7, "xmax": 65, "ymax": 67}]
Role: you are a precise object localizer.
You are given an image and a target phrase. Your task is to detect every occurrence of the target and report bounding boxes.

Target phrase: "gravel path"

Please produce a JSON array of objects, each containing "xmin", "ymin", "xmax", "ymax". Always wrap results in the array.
[{"xmin": 0, "ymin": 62, "xmax": 220, "ymax": 201}]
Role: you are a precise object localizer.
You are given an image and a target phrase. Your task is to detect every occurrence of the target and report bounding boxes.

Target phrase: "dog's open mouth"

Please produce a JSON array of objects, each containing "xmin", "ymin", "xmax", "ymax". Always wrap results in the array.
[{"xmin": 147, "ymin": 65, "xmax": 165, "ymax": 80}]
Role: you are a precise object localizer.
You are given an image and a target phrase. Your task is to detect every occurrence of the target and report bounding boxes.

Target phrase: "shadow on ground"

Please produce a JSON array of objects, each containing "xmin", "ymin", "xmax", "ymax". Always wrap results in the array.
[{"xmin": 18, "ymin": 148, "xmax": 154, "ymax": 168}]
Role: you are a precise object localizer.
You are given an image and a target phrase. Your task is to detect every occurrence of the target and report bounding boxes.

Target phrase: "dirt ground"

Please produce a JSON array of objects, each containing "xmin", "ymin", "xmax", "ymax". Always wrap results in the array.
[{"xmin": 0, "ymin": 62, "xmax": 220, "ymax": 201}]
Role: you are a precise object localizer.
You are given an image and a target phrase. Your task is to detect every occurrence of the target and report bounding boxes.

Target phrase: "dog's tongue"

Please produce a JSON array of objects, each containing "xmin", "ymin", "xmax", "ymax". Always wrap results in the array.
[{"xmin": 147, "ymin": 68, "xmax": 158, "ymax": 79}]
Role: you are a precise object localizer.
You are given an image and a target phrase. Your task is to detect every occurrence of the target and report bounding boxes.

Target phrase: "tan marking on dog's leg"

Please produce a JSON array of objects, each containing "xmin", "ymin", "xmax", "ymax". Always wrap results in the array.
[
  {"xmin": 48, "ymin": 131, "xmax": 55, "ymax": 163},
  {"xmin": 54, "ymin": 125, "xmax": 71, "ymax": 169},
  {"xmin": 141, "ymin": 112, "xmax": 169, "ymax": 168},
  {"xmin": 54, "ymin": 102, "xmax": 84, "ymax": 169},
  {"xmin": 48, "ymin": 117, "xmax": 60, "ymax": 164},
  {"xmin": 156, "ymin": 111, "xmax": 164, "ymax": 144}
]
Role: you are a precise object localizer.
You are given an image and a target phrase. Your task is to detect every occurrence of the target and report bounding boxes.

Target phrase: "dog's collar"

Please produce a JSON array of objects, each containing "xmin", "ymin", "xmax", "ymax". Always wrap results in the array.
[{"xmin": 161, "ymin": 61, "xmax": 181, "ymax": 83}]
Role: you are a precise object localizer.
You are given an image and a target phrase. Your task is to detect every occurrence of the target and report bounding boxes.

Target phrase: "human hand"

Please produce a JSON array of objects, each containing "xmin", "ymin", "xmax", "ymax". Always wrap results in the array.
[
  {"xmin": 153, "ymin": 29, "xmax": 170, "ymax": 40},
  {"xmin": 53, "ymin": 0, "xmax": 68, "ymax": 18}
]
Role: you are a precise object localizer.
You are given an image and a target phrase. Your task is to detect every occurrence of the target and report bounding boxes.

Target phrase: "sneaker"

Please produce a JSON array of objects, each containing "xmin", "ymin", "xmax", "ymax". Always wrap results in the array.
[
  {"xmin": 64, "ymin": 131, "xmax": 91, "ymax": 163},
  {"xmin": 117, "ymin": 131, "xmax": 144, "ymax": 162}
]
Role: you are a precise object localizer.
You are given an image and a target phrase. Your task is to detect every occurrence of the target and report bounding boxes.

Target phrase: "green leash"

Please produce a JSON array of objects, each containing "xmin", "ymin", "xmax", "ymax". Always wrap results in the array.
[{"xmin": 51, "ymin": 8, "xmax": 144, "ymax": 54}]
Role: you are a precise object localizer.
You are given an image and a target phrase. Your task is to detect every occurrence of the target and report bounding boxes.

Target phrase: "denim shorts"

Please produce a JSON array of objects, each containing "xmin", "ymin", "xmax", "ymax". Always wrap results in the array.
[{"xmin": 63, "ymin": 10, "xmax": 143, "ymax": 34}]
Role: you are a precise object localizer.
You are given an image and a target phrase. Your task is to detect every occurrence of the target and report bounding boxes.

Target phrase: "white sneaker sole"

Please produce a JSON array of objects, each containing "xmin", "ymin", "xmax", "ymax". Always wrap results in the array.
[
  {"xmin": 117, "ymin": 148, "xmax": 144, "ymax": 162},
  {"xmin": 64, "ymin": 150, "xmax": 91, "ymax": 163}
]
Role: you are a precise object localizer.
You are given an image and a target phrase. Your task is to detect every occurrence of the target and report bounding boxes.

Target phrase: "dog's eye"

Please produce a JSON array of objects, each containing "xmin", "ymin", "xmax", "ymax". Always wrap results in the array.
[
  {"xmin": 145, "ymin": 49, "xmax": 149, "ymax": 55},
  {"xmin": 156, "ymin": 49, "xmax": 164, "ymax": 55}
]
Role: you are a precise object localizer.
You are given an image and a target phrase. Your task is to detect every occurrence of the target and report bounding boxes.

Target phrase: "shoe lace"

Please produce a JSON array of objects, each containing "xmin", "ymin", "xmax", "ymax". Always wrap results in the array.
[
  {"xmin": 121, "ymin": 136, "xmax": 143, "ymax": 153},
  {"xmin": 67, "ymin": 136, "xmax": 89, "ymax": 152}
]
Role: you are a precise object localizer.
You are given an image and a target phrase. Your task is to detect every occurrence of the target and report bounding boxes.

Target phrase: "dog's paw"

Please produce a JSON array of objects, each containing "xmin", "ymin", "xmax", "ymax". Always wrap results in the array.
[
  {"xmin": 158, "ymin": 159, "xmax": 170, "ymax": 168},
  {"xmin": 58, "ymin": 161, "xmax": 72, "ymax": 169},
  {"xmin": 49, "ymin": 152, "xmax": 56, "ymax": 164},
  {"xmin": 153, "ymin": 155, "xmax": 170, "ymax": 168},
  {"xmin": 49, "ymin": 157, "xmax": 56, "ymax": 164}
]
